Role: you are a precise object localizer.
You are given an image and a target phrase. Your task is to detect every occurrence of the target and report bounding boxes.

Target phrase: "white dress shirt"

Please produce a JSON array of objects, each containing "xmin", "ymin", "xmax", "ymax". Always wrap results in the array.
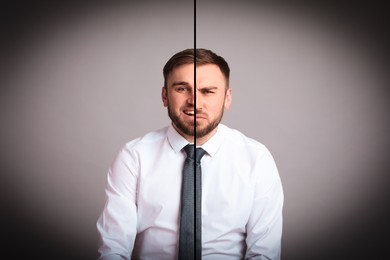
[{"xmin": 97, "ymin": 124, "xmax": 284, "ymax": 260}]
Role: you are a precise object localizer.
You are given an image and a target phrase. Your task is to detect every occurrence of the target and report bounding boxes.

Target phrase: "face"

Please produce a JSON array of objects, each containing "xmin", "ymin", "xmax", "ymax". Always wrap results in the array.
[{"xmin": 162, "ymin": 63, "xmax": 232, "ymax": 144}]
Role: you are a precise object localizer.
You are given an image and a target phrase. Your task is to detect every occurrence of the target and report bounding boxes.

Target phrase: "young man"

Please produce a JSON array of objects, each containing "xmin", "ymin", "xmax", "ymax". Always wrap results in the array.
[{"xmin": 97, "ymin": 49, "xmax": 284, "ymax": 259}]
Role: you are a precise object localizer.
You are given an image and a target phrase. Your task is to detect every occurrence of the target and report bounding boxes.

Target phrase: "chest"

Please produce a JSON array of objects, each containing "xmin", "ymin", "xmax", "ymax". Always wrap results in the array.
[{"xmin": 136, "ymin": 155, "xmax": 256, "ymax": 228}]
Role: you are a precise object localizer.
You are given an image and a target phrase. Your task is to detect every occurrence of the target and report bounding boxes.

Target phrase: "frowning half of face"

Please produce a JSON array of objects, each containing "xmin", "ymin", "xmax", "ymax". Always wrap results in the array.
[{"xmin": 162, "ymin": 63, "xmax": 232, "ymax": 144}]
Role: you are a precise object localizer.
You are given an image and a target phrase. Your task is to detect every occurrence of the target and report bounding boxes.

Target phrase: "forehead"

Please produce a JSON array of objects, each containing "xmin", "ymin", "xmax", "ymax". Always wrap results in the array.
[{"xmin": 167, "ymin": 64, "xmax": 227, "ymax": 87}]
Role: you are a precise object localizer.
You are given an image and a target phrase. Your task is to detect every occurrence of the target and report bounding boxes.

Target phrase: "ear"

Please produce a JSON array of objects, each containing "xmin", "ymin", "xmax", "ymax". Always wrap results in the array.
[
  {"xmin": 224, "ymin": 87, "xmax": 232, "ymax": 110},
  {"xmin": 162, "ymin": 86, "xmax": 168, "ymax": 107}
]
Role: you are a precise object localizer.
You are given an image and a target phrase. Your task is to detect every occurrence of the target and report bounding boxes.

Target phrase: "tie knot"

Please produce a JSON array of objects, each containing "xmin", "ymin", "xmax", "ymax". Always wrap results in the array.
[{"xmin": 183, "ymin": 144, "xmax": 206, "ymax": 163}]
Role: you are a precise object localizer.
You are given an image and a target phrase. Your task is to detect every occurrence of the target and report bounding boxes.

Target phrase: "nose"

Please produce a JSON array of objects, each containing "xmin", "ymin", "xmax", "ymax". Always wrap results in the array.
[
  {"xmin": 187, "ymin": 90, "xmax": 202, "ymax": 110},
  {"xmin": 186, "ymin": 90, "xmax": 196, "ymax": 106},
  {"xmin": 187, "ymin": 89, "xmax": 203, "ymax": 110}
]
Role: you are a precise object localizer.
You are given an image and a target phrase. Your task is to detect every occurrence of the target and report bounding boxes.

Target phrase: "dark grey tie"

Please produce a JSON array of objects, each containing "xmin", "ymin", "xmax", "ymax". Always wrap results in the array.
[{"xmin": 179, "ymin": 144, "xmax": 206, "ymax": 260}]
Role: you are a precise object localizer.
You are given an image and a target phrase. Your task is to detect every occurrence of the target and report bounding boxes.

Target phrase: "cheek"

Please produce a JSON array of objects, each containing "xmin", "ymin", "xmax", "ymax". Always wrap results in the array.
[
  {"xmin": 168, "ymin": 96, "xmax": 182, "ymax": 109},
  {"xmin": 209, "ymin": 101, "xmax": 224, "ymax": 113}
]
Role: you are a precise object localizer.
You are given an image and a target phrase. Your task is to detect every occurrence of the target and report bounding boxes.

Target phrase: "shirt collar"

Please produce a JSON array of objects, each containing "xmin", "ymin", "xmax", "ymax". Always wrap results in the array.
[
  {"xmin": 167, "ymin": 123, "xmax": 225, "ymax": 157},
  {"xmin": 167, "ymin": 124, "xmax": 190, "ymax": 153},
  {"xmin": 199, "ymin": 124, "xmax": 224, "ymax": 158}
]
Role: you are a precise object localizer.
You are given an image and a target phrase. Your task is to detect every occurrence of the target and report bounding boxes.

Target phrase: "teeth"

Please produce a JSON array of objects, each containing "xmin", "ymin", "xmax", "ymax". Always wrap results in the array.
[{"xmin": 185, "ymin": 111, "xmax": 194, "ymax": 115}]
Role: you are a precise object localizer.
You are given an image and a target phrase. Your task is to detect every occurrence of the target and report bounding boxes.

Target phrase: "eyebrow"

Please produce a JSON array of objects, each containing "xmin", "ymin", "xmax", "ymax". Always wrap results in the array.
[
  {"xmin": 199, "ymin": 86, "xmax": 218, "ymax": 90},
  {"xmin": 171, "ymin": 81, "xmax": 191, "ymax": 87}
]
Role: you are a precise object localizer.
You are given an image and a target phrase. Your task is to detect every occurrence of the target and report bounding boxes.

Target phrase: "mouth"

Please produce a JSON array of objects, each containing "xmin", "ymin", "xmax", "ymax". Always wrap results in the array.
[
  {"xmin": 182, "ymin": 109, "xmax": 207, "ymax": 119},
  {"xmin": 183, "ymin": 110, "xmax": 194, "ymax": 116}
]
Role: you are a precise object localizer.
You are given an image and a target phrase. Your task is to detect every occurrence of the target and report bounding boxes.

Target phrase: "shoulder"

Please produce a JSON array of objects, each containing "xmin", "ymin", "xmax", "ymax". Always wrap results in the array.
[
  {"xmin": 121, "ymin": 126, "xmax": 169, "ymax": 153},
  {"xmin": 220, "ymin": 124, "xmax": 266, "ymax": 150},
  {"xmin": 110, "ymin": 126, "xmax": 169, "ymax": 168},
  {"xmin": 219, "ymin": 124, "xmax": 270, "ymax": 159}
]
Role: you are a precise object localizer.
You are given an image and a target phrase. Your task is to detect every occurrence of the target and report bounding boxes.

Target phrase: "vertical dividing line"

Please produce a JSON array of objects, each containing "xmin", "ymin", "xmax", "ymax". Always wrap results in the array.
[
  {"xmin": 193, "ymin": 0, "xmax": 197, "ymax": 259},
  {"xmin": 193, "ymin": 0, "xmax": 197, "ymax": 144}
]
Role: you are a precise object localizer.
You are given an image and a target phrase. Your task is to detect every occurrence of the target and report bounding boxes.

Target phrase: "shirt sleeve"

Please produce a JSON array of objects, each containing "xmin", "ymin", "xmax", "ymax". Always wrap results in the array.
[
  {"xmin": 96, "ymin": 147, "xmax": 139, "ymax": 260},
  {"xmin": 245, "ymin": 147, "xmax": 284, "ymax": 260}
]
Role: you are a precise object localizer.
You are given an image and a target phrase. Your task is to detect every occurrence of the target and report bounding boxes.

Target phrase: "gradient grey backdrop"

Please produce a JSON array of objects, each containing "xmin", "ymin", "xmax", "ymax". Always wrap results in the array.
[{"xmin": 1, "ymin": 1, "xmax": 389, "ymax": 259}]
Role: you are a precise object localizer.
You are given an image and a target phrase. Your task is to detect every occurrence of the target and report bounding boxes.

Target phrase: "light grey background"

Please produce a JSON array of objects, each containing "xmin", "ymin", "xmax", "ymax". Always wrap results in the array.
[{"xmin": 1, "ymin": 1, "xmax": 389, "ymax": 259}]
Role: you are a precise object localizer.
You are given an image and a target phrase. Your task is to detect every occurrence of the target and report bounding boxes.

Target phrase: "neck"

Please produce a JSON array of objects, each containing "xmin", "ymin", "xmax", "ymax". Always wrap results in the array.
[{"xmin": 172, "ymin": 123, "xmax": 218, "ymax": 146}]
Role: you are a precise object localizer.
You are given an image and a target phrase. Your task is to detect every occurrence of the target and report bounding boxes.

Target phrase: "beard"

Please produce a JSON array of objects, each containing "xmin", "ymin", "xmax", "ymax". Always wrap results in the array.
[{"xmin": 167, "ymin": 105, "xmax": 224, "ymax": 139}]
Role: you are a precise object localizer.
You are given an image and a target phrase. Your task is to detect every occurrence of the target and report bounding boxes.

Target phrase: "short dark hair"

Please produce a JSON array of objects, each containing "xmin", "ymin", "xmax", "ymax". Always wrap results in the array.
[{"xmin": 163, "ymin": 48, "xmax": 230, "ymax": 87}]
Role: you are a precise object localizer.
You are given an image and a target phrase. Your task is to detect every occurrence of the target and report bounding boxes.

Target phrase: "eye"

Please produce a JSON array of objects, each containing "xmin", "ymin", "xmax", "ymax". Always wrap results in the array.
[
  {"xmin": 202, "ymin": 89, "xmax": 214, "ymax": 94},
  {"xmin": 176, "ymin": 87, "xmax": 187, "ymax": 92}
]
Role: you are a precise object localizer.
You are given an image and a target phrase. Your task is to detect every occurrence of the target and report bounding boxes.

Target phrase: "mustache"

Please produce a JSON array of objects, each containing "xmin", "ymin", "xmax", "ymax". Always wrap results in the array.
[{"xmin": 182, "ymin": 107, "xmax": 202, "ymax": 112}]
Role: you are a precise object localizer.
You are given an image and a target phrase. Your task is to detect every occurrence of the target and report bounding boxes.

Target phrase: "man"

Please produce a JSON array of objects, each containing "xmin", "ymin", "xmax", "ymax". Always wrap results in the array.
[{"xmin": 97, "ymin": 48, "xmax": 284, "ymax": 259}]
